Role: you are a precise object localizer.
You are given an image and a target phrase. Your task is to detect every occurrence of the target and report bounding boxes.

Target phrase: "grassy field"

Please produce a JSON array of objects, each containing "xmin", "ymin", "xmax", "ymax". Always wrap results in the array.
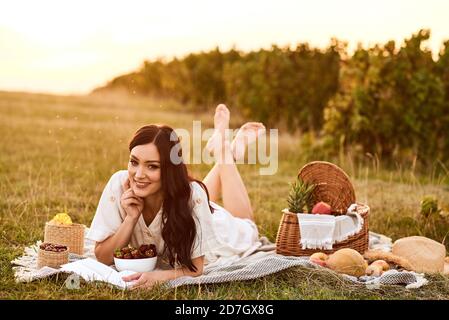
[{"xmin": 1, "ymin": 91, "xmax": 449, "ymax": 300}]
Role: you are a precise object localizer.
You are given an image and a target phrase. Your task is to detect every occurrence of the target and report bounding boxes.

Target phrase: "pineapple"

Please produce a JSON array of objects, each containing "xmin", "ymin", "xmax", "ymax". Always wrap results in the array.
[{"xmin": 286, "ymin": 177, "xmax": 315, "ymax": 213}]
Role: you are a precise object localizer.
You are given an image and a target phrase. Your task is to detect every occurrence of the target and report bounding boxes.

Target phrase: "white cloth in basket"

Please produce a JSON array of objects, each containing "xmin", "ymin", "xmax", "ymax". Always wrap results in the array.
[{"xmin": 296, "ymin": 203, "xmax": 364, "ymax": 250}]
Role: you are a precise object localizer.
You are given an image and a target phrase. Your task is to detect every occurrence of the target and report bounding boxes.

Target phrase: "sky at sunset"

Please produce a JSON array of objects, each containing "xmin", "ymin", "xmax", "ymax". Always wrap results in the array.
[{"xmin": 1, "ymin": 0, "xmax": 449, "ymax": 94}]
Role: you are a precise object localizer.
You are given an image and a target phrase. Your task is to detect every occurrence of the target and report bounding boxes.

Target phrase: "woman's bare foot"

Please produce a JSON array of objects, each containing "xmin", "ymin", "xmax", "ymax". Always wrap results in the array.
[
  {"xmin": 231, "ymin": 122, "xmax": 266, "ymax": 162},
  {"xmin": 206, "ymin": 104, "xmax": 231, "ymax": 162},
  {"xmin": 214, "ymin": 104, "xmax": 230, "ymax": 133}
]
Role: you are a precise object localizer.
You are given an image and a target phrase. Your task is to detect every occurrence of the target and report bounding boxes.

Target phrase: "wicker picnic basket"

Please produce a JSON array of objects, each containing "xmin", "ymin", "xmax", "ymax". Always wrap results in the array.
[
  {"xmin": 275, "ymin": 161, "xmax": 370, "ymax": 256},
  {"xmin": 37, "ymin": 247, "xmax": 69, "ymax": 269},
  {"xmin": 44, "ymin": 222, "xmax": 85, "ymax": 255}
]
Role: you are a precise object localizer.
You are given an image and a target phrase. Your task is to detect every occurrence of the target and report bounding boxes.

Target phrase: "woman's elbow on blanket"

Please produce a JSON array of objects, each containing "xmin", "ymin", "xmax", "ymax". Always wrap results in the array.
[
  {"xmin": 192, "ymin": 256, "xmax": 204, "ymax": 276},
  {"xmin": 94, "ymin": 242, "xmax": 113, "ymax": 265}
]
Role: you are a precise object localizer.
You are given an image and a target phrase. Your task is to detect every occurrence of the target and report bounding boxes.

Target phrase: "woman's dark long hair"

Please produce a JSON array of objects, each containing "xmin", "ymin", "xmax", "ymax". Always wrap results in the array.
[{"xmin": 129, "ymin": 124, "xmax": 213, "ymax": 272}]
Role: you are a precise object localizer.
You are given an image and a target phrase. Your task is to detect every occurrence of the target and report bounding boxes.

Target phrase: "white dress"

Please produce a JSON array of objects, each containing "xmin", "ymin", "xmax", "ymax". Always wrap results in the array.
[{"xmin": 87, "ymin": 170, "xmax": 259, "ymax": 266}]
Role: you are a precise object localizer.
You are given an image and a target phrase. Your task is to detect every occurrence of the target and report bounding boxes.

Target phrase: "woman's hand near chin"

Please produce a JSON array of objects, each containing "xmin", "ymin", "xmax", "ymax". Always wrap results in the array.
[
  {"xmin": 94, "ymin": 177, "xmax": 145, "ymax": 265},
  {"xmin": 121, "ymin": 178, "xmax": 144, "ymax": 221}
]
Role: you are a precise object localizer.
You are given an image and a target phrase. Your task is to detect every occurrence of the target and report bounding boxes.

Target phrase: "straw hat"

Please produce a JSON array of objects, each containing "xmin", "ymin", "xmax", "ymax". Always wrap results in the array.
[
  {"xmin": 365, "ymin": 236, "xmax": 448, "ymax": 274},
  {"xmin": 392, "ymin": 236, "xmax": 446, "ymax": 273}
]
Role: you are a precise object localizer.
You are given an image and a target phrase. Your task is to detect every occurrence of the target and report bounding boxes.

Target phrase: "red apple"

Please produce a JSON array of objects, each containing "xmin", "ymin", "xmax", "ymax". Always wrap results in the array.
[{"xmin": 312, "ymin": 201, "xmax": 332, "ymax": 214}]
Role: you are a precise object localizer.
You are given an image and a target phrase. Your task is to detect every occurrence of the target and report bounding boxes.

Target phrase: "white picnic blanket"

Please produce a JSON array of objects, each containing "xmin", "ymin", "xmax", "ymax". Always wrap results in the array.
[{"xmin": 11, "ymin": 228, "xmax": 427, "ymax": 290}]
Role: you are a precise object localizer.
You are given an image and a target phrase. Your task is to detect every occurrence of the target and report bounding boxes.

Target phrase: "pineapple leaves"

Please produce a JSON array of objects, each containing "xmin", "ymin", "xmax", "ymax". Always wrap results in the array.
[{"xmin": 287, "ymin": 178, "xmax": 316, "ymax": 213}]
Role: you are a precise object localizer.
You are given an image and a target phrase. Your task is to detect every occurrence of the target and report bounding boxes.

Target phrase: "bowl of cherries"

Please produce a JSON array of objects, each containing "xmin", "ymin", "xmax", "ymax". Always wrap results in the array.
[{"xmin": 113, "ymin": 244, "xmax": 157, "ymax": 272}]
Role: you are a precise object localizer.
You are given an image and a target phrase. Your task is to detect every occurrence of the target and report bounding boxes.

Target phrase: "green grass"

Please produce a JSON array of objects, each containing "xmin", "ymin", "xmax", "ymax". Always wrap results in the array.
[{"xmin": 1, "ymin": 90, "xmax": 449, "ymax": 299}]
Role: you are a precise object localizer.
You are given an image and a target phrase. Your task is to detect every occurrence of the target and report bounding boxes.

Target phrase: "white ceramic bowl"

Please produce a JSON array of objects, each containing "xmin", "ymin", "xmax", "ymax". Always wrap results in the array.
[{"xmin": 114, "ymin": 256, "xmax": 157, "ymax": 272}]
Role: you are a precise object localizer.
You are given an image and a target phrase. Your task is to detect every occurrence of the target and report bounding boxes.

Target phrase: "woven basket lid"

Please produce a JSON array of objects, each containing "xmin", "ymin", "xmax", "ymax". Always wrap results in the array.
[{"xmin": 298, "ymin": 161, "xmax": 355, "ymax": 214}]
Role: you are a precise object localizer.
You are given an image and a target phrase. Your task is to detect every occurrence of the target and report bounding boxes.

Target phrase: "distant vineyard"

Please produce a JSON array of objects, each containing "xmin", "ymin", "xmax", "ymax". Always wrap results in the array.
[{"xmin": 94, "ymin": 30, "xmax": 449, "ymax": 166}]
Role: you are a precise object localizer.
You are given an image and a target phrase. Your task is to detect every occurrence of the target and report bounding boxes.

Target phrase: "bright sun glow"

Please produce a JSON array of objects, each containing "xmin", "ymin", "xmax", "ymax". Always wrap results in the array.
[{"xmin": 1, "ymin": 0, "xmax": 449, "ymax": 94}]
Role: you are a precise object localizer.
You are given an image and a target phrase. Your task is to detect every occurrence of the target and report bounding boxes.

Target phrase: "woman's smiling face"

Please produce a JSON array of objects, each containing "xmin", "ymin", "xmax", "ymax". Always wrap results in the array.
[{"xmin": 127, "ymin": 143, "xmax": 162, "ymax": 198}]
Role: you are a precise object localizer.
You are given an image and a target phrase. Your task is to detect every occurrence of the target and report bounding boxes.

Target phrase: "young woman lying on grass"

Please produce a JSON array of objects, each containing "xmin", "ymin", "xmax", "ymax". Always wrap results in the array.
[{"xmin": 87, "ymin": 104, "xmax": 266, "ymax": 290}]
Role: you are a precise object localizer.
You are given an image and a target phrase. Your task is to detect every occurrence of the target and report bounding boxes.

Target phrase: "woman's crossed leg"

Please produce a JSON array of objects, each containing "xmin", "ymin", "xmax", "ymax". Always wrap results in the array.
[{"xmin": 203, "ymin": 104, "xmax": 265, "ymax": 222}]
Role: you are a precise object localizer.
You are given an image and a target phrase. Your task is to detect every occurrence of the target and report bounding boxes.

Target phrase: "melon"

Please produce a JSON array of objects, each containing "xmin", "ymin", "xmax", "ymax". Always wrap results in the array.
[{"xmin": 326, "ymin": 248, "xmax": 366, "ymax": 277}]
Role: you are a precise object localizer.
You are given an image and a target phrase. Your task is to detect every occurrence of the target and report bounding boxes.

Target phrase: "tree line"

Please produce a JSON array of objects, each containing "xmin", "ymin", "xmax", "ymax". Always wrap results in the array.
[{"xmin": 93, "ymin": 30, "xmax": 449, "ymax": 166}]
